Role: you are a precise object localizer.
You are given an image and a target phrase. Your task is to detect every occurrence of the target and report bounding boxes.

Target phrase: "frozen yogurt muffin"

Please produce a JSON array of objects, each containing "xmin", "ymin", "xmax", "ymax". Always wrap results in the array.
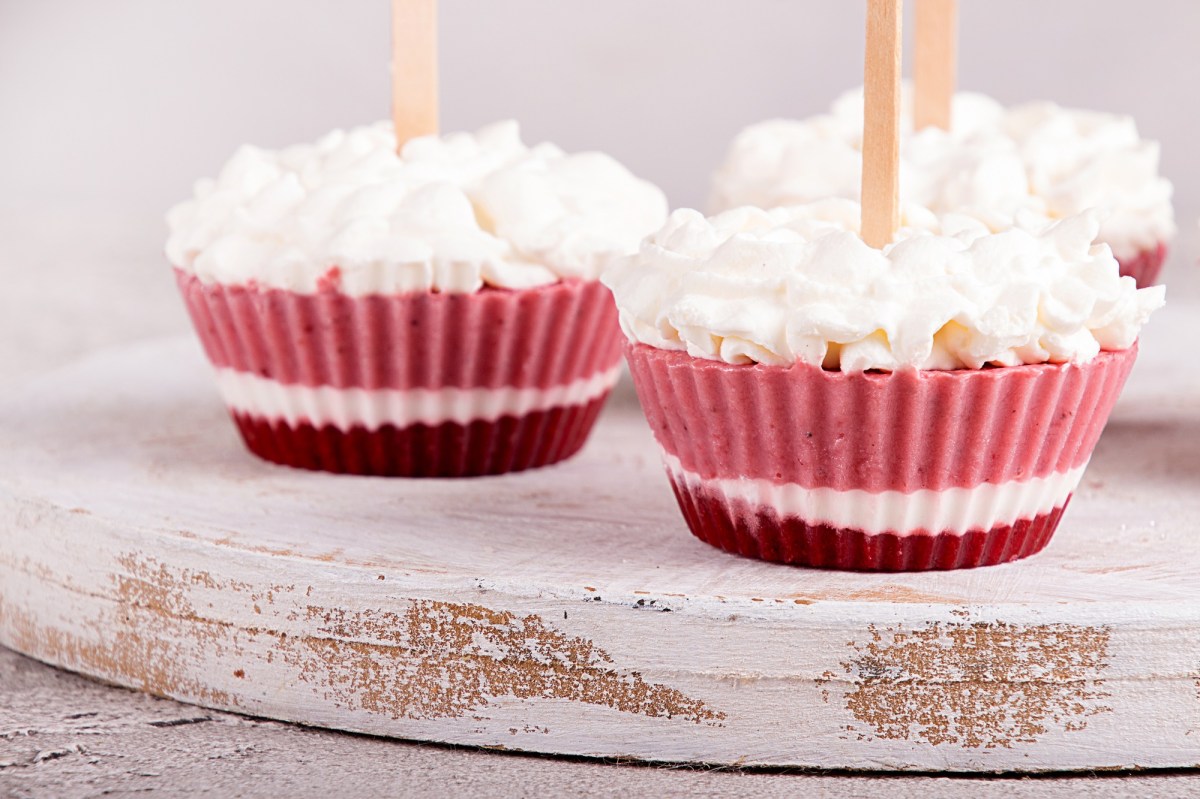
[
  {"xmin": 605, "ymin": 200, "xmax": 1163, "ymax": 570},
  {"xmin": 712, "ymin": 89, "xmax": 1174, "ymax": 287},
  {"xmin": 168, "ymin": 121, "xmax": 668, "ymax": 476}
]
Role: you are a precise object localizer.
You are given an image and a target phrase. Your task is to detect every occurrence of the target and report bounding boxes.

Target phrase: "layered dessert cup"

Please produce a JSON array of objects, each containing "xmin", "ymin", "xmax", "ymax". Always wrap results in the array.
[
  {"xmin": 625, "ymin": 344, "xmax": 1135, "ymax": 571},
  {"xmin": 167, "ymin": 121, "xmax": 667, "ymax": 476},
  {"xmin": 711, "ymin": 89, "xmax": 1175, "ymax": 287},
  {"xmin": 176, "ymin": 276, "xmax": 623, "ymax": 476},
  {"xmin": 605, "ymin": 202, "xmax": 1164, "ymax": 571}
]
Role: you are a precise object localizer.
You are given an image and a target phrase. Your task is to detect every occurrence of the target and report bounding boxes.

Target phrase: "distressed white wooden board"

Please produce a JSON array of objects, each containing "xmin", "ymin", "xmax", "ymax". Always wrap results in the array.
[{"xmin": 2, "ymin": 303, "xmax": 1200, "ymax": 772}]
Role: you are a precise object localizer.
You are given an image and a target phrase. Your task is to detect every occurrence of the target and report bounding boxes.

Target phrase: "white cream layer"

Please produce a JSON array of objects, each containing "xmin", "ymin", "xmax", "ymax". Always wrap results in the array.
[
  {"xmin": 664, "ymin": 453, "xmax": 1085, "ymax": 536},
  {"xmin": 214, "ymin": 366, "xmax": 621, "ymax": 429}
]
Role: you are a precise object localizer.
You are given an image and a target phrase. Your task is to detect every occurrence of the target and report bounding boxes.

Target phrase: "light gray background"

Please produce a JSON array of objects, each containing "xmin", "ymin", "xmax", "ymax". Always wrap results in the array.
[
  {"xmin": 2, "ymin": 1, "xmax": 1199, "ymax": 795},
  {"xmin": 4, "ymin": 0, "xmax": 1200, "ymax": 224}
]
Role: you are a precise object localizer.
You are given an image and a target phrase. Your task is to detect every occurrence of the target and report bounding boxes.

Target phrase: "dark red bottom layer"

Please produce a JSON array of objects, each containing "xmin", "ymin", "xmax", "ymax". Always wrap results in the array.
[
  {"xmin": 668, "ymin": 477, "xmax": 1065, "ymax": 571},
  {"xmin": 231, "ymin": 394, "xmax": 609, "ymax": 477}
]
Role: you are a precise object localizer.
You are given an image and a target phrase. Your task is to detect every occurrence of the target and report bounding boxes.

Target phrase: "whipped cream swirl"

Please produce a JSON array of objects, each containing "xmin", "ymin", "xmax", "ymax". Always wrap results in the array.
[
  {"xmin": 603, "ymin": 201, "xmax": 1164, "ymax": 371},
  {"xmin": 711, "ymin": 89, "xmax": 1175, "ymax": 260},
  {"xmin": 167, "ymin": 121, "xmax": 668, "ymax": 294}
]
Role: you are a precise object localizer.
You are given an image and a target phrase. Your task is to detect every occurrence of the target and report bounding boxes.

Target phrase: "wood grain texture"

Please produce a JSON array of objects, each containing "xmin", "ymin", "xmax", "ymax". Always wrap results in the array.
[
  {"xmin": 391, "ymin": 0, "xmax": 438, "ymax": 148},
  {"xmin": 914, "ymin": 0, "xmax": 957, "ymax": 130},
  {"xmin": 9, "ymin": 650, "xmax": 1200, "ymax": 798},
  {"xmin": 1, "ymin": 300, "xmax": 1200, "ymax": 772},
  {"xmin": 860, "ymin": 0, "xmax": 903, "ymax": 248}
]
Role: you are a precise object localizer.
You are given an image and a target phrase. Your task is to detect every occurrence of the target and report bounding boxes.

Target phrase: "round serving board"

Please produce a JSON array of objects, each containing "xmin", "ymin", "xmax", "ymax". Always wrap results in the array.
[{"xmin": 3, "ymin": 303, "xmax": 1200, "ymax": 773}]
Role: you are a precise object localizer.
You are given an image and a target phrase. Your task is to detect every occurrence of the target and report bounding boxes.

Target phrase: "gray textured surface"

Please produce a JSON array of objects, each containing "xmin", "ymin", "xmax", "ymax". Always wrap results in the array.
[{"xmin": 4, "ymin": 648, "xmax": 1200, "ymax": 799}]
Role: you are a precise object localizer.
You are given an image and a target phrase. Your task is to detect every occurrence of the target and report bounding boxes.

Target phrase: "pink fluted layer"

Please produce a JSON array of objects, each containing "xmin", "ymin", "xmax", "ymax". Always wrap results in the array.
[
  {"xmin": 626, "ymin": 344, "xmax": 1137, "ymax": 493},
  {"xmin": 175, "ymin": 270, "xmax": 622, "ymax": 391},
  {"xmin": 1116, "ymin": 243, "xmax": 1167, "ymax": 289}
]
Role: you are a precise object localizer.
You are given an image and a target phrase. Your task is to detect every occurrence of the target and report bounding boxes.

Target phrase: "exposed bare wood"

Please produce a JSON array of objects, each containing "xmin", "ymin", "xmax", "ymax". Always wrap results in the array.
[{"xmin": 12, "ymin": 650, "xmax": 1197, "ymax": 799}]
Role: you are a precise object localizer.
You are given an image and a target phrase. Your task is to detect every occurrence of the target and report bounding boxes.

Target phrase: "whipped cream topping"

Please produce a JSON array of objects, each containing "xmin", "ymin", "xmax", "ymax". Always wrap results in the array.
[
  {"xmin": 167, "ymin": 121, "xmax": 668, "ymax": 294},
  {"xmin": 711, "ymin": 89, "xmax": 1175, "ymax": 259},
  {"xmin": 603, "ymin": 201, "xmax": 1164, "ymax": 371}
]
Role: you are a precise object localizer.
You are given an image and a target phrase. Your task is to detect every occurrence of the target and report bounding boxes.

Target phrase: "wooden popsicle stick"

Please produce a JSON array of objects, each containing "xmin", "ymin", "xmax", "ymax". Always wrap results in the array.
[
  {"xmin": 914, "ymin": 0, "xmax": 958, "ymax": 130},
  {"xmin": 391, "ymin": 0, "xmax": 439, "ymax": 153},
  {"xmin": 860, "ymin": 0, "xmax": 903, "ymax": 249}
]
